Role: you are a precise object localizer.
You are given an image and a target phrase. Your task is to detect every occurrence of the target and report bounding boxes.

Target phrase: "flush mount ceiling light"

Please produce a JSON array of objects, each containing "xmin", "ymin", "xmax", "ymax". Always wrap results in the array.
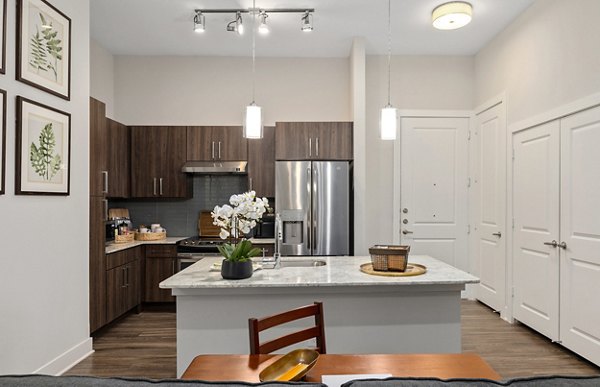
[
  {"xmin": 195, "ymin": 8, "xmax": 315, "ymax": 35},
  {"xmin": 301, "ymin": 10, "xmax": 313, "ymax": 32},
  {"xmin": 380, "ymin": 0, "xmax": 397, "ymax": 140},
  {"xmin": 193, "ymin": 11, "xmax": 205, "ymax": 33},
  {"xmin": 432, "ymin": 2, "xmax": 472, "ymax": 30}
]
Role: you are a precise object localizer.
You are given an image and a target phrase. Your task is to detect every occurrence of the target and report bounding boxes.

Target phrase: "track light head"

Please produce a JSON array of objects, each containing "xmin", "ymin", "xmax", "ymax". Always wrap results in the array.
[
  {"xmin": 193, "ymin": 11, "xmax": 205, "ymax": 33},
  {"xmin": 227, "ymin": 12, "xmax": 244, "ymax": 34},
  {"xmin": 301, "ymin": 11, "xmax": 313, "ymax": 32},
  {"xmin": 258, "ymin": 11, "xmax": 269, "ymax": 34}
]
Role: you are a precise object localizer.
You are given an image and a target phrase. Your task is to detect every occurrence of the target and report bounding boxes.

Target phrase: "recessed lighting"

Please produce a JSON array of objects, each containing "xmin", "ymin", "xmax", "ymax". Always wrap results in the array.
[{"xmin": 432, "ymin": 2, "xmax": 472, "ymax": 30}]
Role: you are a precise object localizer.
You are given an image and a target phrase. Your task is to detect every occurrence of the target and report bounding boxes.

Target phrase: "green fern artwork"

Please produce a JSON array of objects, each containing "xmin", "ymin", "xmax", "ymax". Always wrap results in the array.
[
  {"xmin": 30, "ymin": 123, "xmax": 62, "ymax": 181},
  {"xmin": 28, "ymin": 12, "xmax": 62, "ymax": 81}
]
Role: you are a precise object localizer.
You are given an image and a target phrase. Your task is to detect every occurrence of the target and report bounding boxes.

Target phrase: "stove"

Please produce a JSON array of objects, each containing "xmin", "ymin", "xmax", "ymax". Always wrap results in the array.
[{"xmin": 176, "ymin": 237, "xmax": 224, "ymax": 254}]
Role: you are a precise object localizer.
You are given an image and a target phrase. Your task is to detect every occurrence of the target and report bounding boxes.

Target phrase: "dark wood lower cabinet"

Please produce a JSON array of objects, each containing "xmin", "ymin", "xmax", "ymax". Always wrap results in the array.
[
  {"xmin": 89, "ymin": 196, "xmax": 107, "ymax": 333},
  {"xmin": 144, "ymin": 245, "xmax": 177, "ymax": 303},
  {"xmin": 106, "ymin": 249, "xmax": 141, "ymax": 323}
]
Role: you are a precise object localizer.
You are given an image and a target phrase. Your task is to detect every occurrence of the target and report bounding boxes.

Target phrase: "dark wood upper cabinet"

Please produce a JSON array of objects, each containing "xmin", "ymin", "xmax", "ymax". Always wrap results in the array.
[
  {"xmin": 248, "ymin": 126, "xmax": 275, "ymax": 198},
  {"xmin": 275, "ymin": 122, "xmax": 353, "ymax": 161},
  {"xmin": 90, "ymin": 98, "xmax": 107, "ymax": 196},
  {"xmin": 187, "ymin": 126, "xmax": 248, "ymax": 161},
  {"xmin": 106, "ymin": 119, "xmax": 130, "ymax": 198},
  {"xmin": 131, "ymin": 126, "xmax": 190, "ymax": 198}
]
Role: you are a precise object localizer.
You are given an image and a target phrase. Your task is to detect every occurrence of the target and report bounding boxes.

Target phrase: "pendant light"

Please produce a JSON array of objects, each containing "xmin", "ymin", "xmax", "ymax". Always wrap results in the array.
[
  {"xmin": 380, "ymin": 0, "xmax": 397, "ymax": 140},
  {"xmin": 243, "ymin": 0, "xmax": 263, "ymax": 139}
]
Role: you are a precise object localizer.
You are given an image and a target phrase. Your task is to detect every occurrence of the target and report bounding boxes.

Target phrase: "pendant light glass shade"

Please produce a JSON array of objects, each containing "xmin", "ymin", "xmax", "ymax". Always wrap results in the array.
[
  {"xmin": 380, "ymin": 105, "xmax": 397, "ymax": 140},
  {"xmin": 244, "ymin": 103, "xmax": 263, "ymax": 139}
]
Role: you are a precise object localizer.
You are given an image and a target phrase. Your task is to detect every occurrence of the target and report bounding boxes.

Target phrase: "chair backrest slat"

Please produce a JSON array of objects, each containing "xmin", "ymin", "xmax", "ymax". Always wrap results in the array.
[{"xmin": 248, "ymin": 301, "xmax": 326, "ymax": 355}]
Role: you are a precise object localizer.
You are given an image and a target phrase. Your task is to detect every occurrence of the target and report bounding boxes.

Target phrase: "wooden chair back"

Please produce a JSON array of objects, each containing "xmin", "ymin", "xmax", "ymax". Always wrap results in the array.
[{"xmin": 248, "ymin": 301, "xmax": 326, "ymax": 355}]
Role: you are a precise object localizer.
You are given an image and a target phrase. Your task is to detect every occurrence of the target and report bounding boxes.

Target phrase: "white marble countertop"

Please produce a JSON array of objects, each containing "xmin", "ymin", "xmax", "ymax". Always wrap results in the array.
[
  {"xmin": 105, "ymin": 236, "xmax": 188, "ymax": 254},
  {"xmin": 160, "ymin": 255, "xmax": 479, "ymax": 289}
]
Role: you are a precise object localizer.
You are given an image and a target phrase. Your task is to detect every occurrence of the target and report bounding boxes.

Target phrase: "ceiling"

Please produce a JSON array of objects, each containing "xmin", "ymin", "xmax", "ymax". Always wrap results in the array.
[{"xmin": 91, "ymin": 0, "xmax": 535, "ymax": 57}]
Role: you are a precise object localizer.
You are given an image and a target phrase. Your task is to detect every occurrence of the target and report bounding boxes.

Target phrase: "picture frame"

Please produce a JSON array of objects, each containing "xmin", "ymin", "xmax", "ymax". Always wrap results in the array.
[
  {"xmin": 0, "ymin": 89, "xmax": 5, "ymax": 195},
  {"xmin": 0, "ymin": 0, "xmax": 6, "ymax": 74},
  {"xmin": 16, "ymin": 0, "xmax": 71, "ymax": 100},
  {"xmin": 16, "ymin": 96, "xmax": 70, "ymax": 195}
]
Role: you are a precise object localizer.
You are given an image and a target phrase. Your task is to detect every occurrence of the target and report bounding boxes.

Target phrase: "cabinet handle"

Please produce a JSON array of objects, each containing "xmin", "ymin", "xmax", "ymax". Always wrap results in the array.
[
  {"xmin": 558, "ymin": 241, "xmax": 567, "ymax": 250},
  {"xmin": 309, "ymin": 138, "xmax": 312, "ymax": 157},
  {"xmin": 159, "ymin": 178, "xmax": 163, "ymax": 196},
  {"xmin": 102, "ymin": 171, "xmax": 109, "ymax": 194},
  {"xmin": 212, "ymin": 141, "xmax": 215, "ymax": 160},
  {"xmin": 402, "ymin": 230, "xmax": 413, "ymax": 235},
  {"xmin": 172, "ymin": 259, "xmax": 176, "ymax": 274},
  {"xmin": 122, "ymin": 267, "xmax": 127, "ymax": 288},
  {"xmin": 249, "ymin": 177, "xmax": 253, "ymax": 191},
  {"xmin": 492, "ymin": 232, "xmax": 502, "ymax": 238},
  {"xmin": 543, "ymin": 240, "xmax": 558, "ymax": 248},
  {"xmin": 102, "ymin": 199, "xmax": 108, "ymax": 221},
  {"xmin": 316, "ymin": 137, "xmax": 319, "ymax": 157},
  {"xmin": 153, "ymin": 178, "xmax": 157, "ymax": 196},
  {"xmin": 218, "ymin": 142, "xmax": 222, "ymax": 160}
]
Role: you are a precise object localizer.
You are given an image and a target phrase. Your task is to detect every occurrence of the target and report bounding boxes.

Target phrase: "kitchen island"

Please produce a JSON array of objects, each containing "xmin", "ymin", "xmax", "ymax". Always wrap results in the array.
[{"xmin": 160, "ymin": 255, "xmax": 479, "ymax": 376}]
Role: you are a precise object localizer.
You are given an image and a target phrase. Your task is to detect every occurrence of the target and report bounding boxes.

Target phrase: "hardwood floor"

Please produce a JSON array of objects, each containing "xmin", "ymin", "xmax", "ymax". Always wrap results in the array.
[{"xmin": 66, "ymin": 301, "xmax": 600, "ymax": 380}]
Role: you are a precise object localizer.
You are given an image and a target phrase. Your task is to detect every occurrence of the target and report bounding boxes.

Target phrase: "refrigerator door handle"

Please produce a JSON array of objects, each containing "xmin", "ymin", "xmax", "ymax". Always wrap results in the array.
[
  {"xmin": 313, "ymin": 165, "xmax": 318, "ymax": 252},
  {"xmin": 306, "ymin": 166, "xmax": 311, "ymax": 250}
]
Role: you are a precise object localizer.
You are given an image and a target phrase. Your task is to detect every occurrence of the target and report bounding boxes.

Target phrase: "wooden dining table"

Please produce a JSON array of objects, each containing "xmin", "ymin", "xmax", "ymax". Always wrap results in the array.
[{"xmin": 181, "ymin": 353, "xmax": 501, "ymax": 382}]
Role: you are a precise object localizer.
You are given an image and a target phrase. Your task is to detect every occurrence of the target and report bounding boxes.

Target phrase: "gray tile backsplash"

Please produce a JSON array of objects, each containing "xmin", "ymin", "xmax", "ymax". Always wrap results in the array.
[{"xmin": 110, "ymin": 175, "xmax": 248, "ymax": 236}]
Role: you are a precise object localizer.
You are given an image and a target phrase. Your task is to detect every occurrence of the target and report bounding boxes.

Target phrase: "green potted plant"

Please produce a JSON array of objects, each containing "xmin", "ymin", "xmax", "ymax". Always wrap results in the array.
[{"xmin": 211, "ymin": 191, "xmax": 269, "ymax": 279}]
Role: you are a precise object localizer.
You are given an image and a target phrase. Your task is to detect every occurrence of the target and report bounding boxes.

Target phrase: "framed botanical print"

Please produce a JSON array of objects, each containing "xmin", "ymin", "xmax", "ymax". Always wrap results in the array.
[
  {"xmin": 17, "ymin": 0, "xmax": 71, "ymax": 100},
  {"xmin": 16, "ymin": 96, "xmax": 70, "ymax": 195},
  {"xmin": 0, "ymin": 0, "xmax": 6, "ymax": 74},
  {"xmin": 0, "ymin": 89, "xmax": 5, "ymax": 195}
]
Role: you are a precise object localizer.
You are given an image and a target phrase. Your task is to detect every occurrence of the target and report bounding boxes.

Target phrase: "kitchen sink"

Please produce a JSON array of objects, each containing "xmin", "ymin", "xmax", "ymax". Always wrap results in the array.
[{"xmin": 279, "ymin": 259, "xmax": 327, "ymax": 268}]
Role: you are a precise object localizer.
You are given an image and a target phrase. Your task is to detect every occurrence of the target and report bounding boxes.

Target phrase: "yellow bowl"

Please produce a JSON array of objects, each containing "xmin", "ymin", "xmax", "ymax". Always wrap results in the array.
[{"xmin": 259, "ymin": 349, "xmax": 319, "ymax": 382}]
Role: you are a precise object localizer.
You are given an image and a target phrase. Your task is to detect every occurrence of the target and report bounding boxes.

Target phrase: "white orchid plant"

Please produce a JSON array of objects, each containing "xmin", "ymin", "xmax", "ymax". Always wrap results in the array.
[{"xmin": 211, "ymin": 191, "xmax": 270, "ymax": 262}]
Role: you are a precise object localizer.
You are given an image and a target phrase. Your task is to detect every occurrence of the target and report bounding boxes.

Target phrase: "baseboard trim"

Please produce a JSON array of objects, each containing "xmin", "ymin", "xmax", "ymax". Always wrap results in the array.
[{"xmin": 34, "ymin": 338, "xmax": 94, "ymax": 376}]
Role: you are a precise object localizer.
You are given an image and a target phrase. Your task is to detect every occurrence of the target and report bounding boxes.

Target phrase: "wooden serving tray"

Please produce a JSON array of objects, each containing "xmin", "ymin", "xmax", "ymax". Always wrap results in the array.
[{"xmin": 360, "ymin": 262, "xmax": 426, "ymax": 277}]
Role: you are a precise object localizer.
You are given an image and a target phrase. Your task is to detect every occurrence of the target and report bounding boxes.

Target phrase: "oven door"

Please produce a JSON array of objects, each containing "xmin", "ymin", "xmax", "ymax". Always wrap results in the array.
[{"xmin": 176, "ymin": 253, "xmax": 220, "ymax": 272}]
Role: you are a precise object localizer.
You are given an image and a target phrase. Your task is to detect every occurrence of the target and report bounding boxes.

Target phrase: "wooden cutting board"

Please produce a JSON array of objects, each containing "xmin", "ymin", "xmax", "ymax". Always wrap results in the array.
[{"xmin": 198, "ymin": 211, "xmax": 221, "ymax": 237}]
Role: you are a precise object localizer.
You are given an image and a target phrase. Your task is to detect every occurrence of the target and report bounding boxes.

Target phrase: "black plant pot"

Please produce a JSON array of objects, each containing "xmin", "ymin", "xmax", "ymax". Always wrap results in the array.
[{"xmin": 221, "ymin": 259, "xmax": 253, "ymax": 280}]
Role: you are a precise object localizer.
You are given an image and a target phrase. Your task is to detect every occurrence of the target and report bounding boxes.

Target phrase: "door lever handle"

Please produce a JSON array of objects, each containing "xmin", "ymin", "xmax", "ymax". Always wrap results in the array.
[
  {"xmin": 402, "ymin": 230, "xmax": 413, "ymax": 235},
  {"xmin": 558, "ymin": 241, "xmax": 567, "ymax": 250},
  {"xmin": 492, "ymin": 232, "xmax": 502, "ymax": 237},
  {"xmin": 543, "ymin": 240, "xmax": 558, "ymax": 248}
]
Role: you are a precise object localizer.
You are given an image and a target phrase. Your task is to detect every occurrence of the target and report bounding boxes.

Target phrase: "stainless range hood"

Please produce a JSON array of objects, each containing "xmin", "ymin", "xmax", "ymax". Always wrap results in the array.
[{"xmin": 181, "ymin": 161, "xmax": 247, "ymax": 174}]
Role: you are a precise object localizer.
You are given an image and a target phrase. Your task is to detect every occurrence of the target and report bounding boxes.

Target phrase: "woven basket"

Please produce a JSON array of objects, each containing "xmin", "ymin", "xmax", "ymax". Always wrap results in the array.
[
  {"xmin": 114, "ymin": 233, "xmax": 134, "ymax": 243},
  {"xmin": 134, "ymin": 231, "xmax": 166, "ymax": 241},
  {"xmin": 369, "ymin": 245, "xmax": 410, "ymax": 272}
]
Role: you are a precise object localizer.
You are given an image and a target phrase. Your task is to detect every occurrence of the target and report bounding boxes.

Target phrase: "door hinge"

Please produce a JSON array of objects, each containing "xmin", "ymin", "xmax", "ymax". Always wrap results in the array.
[
  {"xmin": 467, "ymin": 130, "xmax": 471, "ymax": 141},
  {"xmin": 467, "ymin": 224, "xmax": 471, "ymax": 235},
  {"xmin": 511, "ymin": 287, "xmax": 515, "ymax": 298},
  {"xmin": 512, "ymin": 148, "xmax": 515, "ymax": 161},
  {"xmin": 512, "ymin": 218, "xmax": 515, "ymax": 229},
  {"xmin": 467, "ymin": 177, "xmax": 471, "ymax": 188}
]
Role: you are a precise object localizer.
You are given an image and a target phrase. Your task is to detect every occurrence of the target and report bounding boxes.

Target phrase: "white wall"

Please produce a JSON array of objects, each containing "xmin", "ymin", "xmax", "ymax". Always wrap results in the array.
[
  {"xmin": 114, "ymin": 56, "xmax": 351, "ymax": 125},
  {"xmin": 90, "ymin": 39, "xmax": 115, "ymax": 118},
  {"xmin": 364, "ymin": 56, "xmax": 475, "ymax": 250},
  {"xmin": 0, "ymin": 0, "xmax": 91, "ymax": 374},
  {"xmin": 475, "ymin": 0, "xmax": 600, "ymax": 124}
]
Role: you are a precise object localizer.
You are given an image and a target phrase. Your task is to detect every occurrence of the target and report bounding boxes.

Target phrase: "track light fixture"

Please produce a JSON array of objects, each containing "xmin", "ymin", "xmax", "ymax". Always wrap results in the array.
[
  {"xmin": 301, "ymin": 10, "xmax": 313, "ymax": 32},
  {"xmin": 193, "ymin": 11, "xmax": 205, "ymax": 33},
  {"xmin": 195, "ymin": 8, "xmax": 315, "ymax": 35},
  {"xmin": 258, "ymin": 11, "xmax": 269, "ymax": 34},
  {"xmin": 226, "ymin": 12, "xmax": 244, "ymax": 35}
]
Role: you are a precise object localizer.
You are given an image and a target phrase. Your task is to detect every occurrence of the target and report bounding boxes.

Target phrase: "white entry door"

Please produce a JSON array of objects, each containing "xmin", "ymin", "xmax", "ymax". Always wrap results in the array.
[
  {"xmin": 400, "ymin": 117, "xmax": 469, "ymax": 271},
  {"xmin": 559, "ymin": 105, "xmax": 600, "ymax": 365},
  {"xmin": 473, "ymin": 103, "xmax": 507, "ymax": 312},
  {"xmin": 512, "ymin": 121, "xmax": 560, "ymax": 340}
]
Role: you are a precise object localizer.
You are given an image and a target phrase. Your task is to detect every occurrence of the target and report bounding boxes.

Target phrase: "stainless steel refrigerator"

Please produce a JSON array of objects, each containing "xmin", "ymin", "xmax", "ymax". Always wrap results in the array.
[{"xmin": 276, "ymin": 161, "xmax": 352, "ymax": 256}]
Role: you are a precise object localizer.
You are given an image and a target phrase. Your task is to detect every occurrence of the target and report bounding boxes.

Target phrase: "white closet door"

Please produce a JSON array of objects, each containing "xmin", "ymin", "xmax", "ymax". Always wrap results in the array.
[
  {"xmin": 400, "ymin": 117, "xmax": 469, "ymax": 270},
  {"xmin": 473, "ymin": 103, "xmax": 507, "ymax": 312},
  {"xmin": 512, "ymin": 121, "xmax": 560, "ymax": 340},
  {"xmin": 560, "ymin": 105, "xmax": 600, "ymax": 365}
]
